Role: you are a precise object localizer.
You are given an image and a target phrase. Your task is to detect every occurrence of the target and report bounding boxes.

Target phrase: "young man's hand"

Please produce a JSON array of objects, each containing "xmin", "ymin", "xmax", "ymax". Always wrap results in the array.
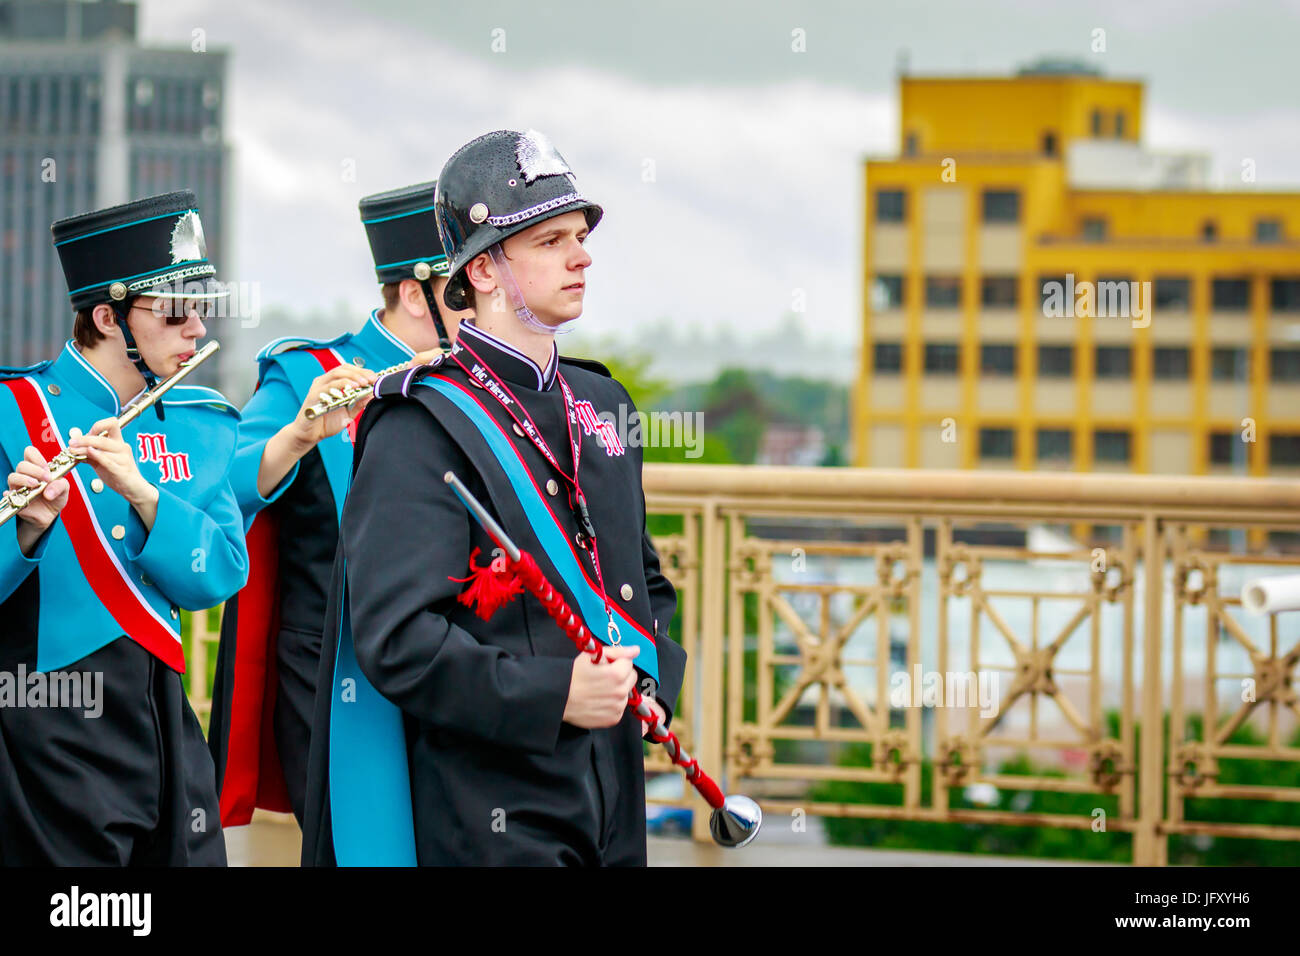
[
  {"xmin": 68, "ymin": 420, "xmax": 156, "ymax": 507},
  {"xmin": 289, "ymin": 366, "xmax": 378, "ymax": 449},
  {"xmin": 563, "ymin": 644, "xmax": 639, "ymax": 729},
  {"xmin": 9, "ymin": 446, "xmax": 69, "ymax": 552},
  {"xmin": 255, "ymin": 366, "xmax": 378, "ymax": 500}
]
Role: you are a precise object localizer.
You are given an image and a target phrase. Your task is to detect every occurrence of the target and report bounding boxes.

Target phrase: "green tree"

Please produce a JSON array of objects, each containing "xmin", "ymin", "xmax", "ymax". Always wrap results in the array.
[{"xmin": 703, "ymin": 369, "xmax": 766, "ymax": 464}]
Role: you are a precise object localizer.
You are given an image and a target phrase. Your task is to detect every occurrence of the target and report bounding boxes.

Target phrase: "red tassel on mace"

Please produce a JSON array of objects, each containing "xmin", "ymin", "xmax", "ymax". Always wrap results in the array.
[{"xmin": 449, "ymin": 546, "xmax": 524, "ymax": 620}]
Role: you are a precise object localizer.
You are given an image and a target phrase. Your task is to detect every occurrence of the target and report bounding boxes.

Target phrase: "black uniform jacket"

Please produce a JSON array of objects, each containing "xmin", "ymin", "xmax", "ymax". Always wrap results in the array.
[{"xmin": 301, "ymin": 322, "xmax": 686, "ymax": 865}]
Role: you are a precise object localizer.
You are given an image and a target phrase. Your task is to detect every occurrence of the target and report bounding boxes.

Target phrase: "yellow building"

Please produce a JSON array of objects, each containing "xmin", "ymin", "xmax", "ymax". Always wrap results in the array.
[{"xmin": 855, "ymin": 61, "xmax": 1300, "ymax": 480}]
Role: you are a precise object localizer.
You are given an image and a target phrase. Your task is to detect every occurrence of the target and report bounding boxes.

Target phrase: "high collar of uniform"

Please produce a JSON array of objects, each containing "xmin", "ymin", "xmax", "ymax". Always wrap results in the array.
[
  {"xmin": 53, "ymin": 341, "xmax": 129, "ymax": 415},
  {"xmin": 453, "ymin": 321, "xmax": 558, "ymax": 392},
  {"xmin": 353, "ymin": 309, "xmax": 415, "ymax": 367}
]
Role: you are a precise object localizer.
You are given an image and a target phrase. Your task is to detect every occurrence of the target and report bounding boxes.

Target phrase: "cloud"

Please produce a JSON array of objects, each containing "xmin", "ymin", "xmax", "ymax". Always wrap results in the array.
[
  {"xmin": 1145, "ymin": 107, "xmax": 1300, "ymax": 187},
  {"xmin": 140, "ymin": 0, "xmax": 891, "ymax": 346}
]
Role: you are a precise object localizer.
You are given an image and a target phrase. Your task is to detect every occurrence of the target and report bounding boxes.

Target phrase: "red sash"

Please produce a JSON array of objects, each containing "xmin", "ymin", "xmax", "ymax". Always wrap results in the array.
[{"xmin": 1, "ymin": 376, "xmax": 185, "ymax": 672}]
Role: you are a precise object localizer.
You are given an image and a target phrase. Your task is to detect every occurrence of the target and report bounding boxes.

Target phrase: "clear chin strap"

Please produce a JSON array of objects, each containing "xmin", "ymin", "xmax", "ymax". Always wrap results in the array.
[{"xmin": 486, "ymin": 244, "xmax": 579, "ymax": 335}]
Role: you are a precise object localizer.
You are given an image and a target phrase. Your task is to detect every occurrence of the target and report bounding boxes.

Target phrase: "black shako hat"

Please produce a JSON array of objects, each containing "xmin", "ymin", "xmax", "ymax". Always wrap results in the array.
[
  {"xmin": 435, "ymin": 129, "xmax": 602, "ymax": 311},
  {"xmin": 358, "ymin": 180, "xmax": 450, "ymax": 285},
  {"xmin": 51, "ymin": 190, "xmax": 227, "ymax": 312}
]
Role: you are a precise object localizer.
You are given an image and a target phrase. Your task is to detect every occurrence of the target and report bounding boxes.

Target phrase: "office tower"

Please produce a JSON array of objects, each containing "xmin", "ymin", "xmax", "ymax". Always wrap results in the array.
[{"xmin": 1, "ymin": 0, "xmax": 229, "ymax": 378}]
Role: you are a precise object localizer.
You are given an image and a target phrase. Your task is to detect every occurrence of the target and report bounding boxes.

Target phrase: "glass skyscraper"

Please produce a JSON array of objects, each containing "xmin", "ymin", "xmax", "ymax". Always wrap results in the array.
[{"xmin": 1, "ymin": 0, "xmax": 229, "ymax": 371}]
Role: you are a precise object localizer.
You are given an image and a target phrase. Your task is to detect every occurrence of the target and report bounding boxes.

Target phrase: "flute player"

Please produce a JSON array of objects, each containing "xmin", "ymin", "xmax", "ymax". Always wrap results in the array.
[{"xmin": 0, "ymin": 190, "xmax": 247, "ymax": 865}]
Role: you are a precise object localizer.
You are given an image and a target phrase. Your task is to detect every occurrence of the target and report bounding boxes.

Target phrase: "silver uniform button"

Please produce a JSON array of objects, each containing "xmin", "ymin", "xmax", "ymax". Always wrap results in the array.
[
  {"xmin": 620, "ymin": 584, "xmax": 634, "ymax": 601},
  {"xmin": 141, "ymin": 574, "xmax": 152, "ymax": 587},
  {"xmin": 91, "ymin": 478, "xmax": 105, "ymax": 493},
  {"xmin": 170, "ymin": 606, "xmax": 179, "ymax": 620},
  {"xmin": 512, "ymin": 423, "xmax": 525, "ymax": 437},
  {"xmin": 111, "ymin": 524, "xmax": 125, "ymax": 540},
  {"xmin": 46, "ymin": 383, "xmax": 60, "ymax": 396},
  {"xmin": 546, "ymin": 479, "xmax": 559, "ymax": 496},
  {"xmin": 353, "ymin": 356, "xmax": 366, "ymax": 367}
]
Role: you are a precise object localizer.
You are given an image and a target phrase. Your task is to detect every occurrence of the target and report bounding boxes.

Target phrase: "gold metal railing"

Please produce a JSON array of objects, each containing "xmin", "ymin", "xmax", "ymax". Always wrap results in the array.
[
  {"xmin": 640, "ymin": 465, "xmax": 1300, "ymax": 864},
  {"xmin": 186, "ymin": 465, "xmax": 1300, "ymax": 865}
]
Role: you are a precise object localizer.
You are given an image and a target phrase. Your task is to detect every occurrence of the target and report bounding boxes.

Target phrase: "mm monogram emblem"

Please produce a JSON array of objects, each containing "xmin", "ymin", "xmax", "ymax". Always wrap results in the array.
[
  {"xmin": 136, "ymin": 433, "xmax": 192, "ymax": 483},
  {"xmin": 574, "ymin": 401, "xmax": 625, "ymax": 456}
]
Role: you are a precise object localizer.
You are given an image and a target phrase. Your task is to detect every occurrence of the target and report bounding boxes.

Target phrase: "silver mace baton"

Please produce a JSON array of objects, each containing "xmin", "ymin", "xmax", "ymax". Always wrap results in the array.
[{"xmin": 443, "ymin": 471, "xmax": 761, "ymax": 848}]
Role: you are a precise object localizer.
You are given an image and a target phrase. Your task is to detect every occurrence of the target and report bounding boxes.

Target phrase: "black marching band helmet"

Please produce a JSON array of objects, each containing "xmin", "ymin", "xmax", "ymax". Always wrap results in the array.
[
  {"xmin": 51, "ymin": 189, "xmax": 227, "ymax": 417},
  {"xmin": 359, "ymin": 180, "xmax": 453, "ymax": 349},
  {"xmin": 434, "ymin": 129, "xmax": 602, "ymax": 312}
]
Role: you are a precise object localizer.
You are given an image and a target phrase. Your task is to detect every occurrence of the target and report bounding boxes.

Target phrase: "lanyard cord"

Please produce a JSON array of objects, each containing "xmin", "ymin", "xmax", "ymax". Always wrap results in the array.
[{"xmin": 448, "ymin": 337, "xmax": 615, "ymax": 627}]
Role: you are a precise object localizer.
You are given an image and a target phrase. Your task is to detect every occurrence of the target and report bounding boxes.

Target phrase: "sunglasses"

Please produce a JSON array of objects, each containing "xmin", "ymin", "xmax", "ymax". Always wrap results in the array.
[{"xmin": 132, "ymin": 299, "xmax": 215, "ymax": 325}]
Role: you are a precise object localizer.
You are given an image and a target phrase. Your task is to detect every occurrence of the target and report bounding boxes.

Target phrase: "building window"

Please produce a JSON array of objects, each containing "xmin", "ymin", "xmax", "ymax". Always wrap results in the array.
[
  {"xmin": 1208, "ymin": 431, "xmax": 1240, "ymax": 466},
  {"xmin": 924, "ymin": 343, "xmax": 959, "ymax": 375},
  {"xmin": 1091, "ymin": 108, "xmax": 1104, "ymax": 136},
  {"xmin": 981, "ymin": 276, "xmax": 1018, "ymax": 308},
  {"xmin": 1042, "ymin": 131, "xmax": 1058, "ymax": 157},
  {"xmin": 980, "ymin": 344, "xmax": 1017, "ymax": 377},
  {"xmin": 1271, "ymin": 348, "xmax": 1300, "ymax": 382},
  {"xmin": 1270, "ymin": 434, "xmax": 1300, "ymax": 467},
  {"xmin": 1256, "ymin": 219, "xmax": 1283, "ymax": 243},
  {"xmin": 872, "ymin": 274, "xmax": 904, "ymax": 309},
  {"xmin": 876, "ymin": 190, "xmax": 906, "ymax": 223},
  {"xmin": 1206, "ymin": 431, "xmax": 1237, "ymax": 465},
  {"xmin": 1154, "ymin": 277, "xmax": 1191, "ymax": 310},
  {"xmin": 1037, "ymin": 429, "xmax": 1072, "ymax": 462},
  {"xmin": 1081, "ymin": 217, "xmax": 1107, "ymax": 241},
  {"xmin": 1095, "ymin": 346, "xmax": 1131, "ymax": 379},
  {"xmin": 873, "ymin": 342, "xmax": 903, "ymax": 374},
  {"xmin": 1211, "ymin": 347, "xmax": 1248, "ymax": 382},
  {"xmin": 1202, "ymin": 220, "xmax": 1218, "ymax": 242},
  {"xmin": 979, "ymin": 428, "xmax": 1016, "ymax": 460},
  {"xmin": 1153, "ymin": 347, "xmax": 1190, "ymax": 380},
  {"xmin": 1268, "ymin": 530, "xmax": 1300, "ymax": 551},
  {"xmin": 904, "ymin": 131, "xmax": 919, "ymax": 156},
  {"xmin": 1114, "ymin": 111, "xmax": 1125, "ymax": 138},
  {"xmin": 1271, "ymin": 277, "xmax": 1300, "ymax": 312},
  {"xmin": 982, "ymin": 190, "xmax": 1021, "ymax": 224},
  {"xmin": 1212, "ymin": 278, "xmax": 1250, "ymax": 310},
  {"xmin": 1095, "ymin": 430, "xmax": 1131, "ymax": 464},
  {"xmin": 925, "ymin": 276, "xmax": 962, "ymax": 308},
  {"xmin": 1038, "ymin": 345, "xmax": 1073, "ymax": 378}
]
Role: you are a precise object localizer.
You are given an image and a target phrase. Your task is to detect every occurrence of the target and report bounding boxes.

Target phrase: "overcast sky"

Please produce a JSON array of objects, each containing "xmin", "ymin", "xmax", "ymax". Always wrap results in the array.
[{"xmin": 139, "ymin": 0, "xmax": 1300, "ymax": 348}]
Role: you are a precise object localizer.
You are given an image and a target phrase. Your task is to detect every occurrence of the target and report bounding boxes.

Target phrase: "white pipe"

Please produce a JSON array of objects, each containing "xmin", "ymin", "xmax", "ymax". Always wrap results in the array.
[{"xmin": 1242, "ymin": 574, "xmax": 1300, "ymax": 615}]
